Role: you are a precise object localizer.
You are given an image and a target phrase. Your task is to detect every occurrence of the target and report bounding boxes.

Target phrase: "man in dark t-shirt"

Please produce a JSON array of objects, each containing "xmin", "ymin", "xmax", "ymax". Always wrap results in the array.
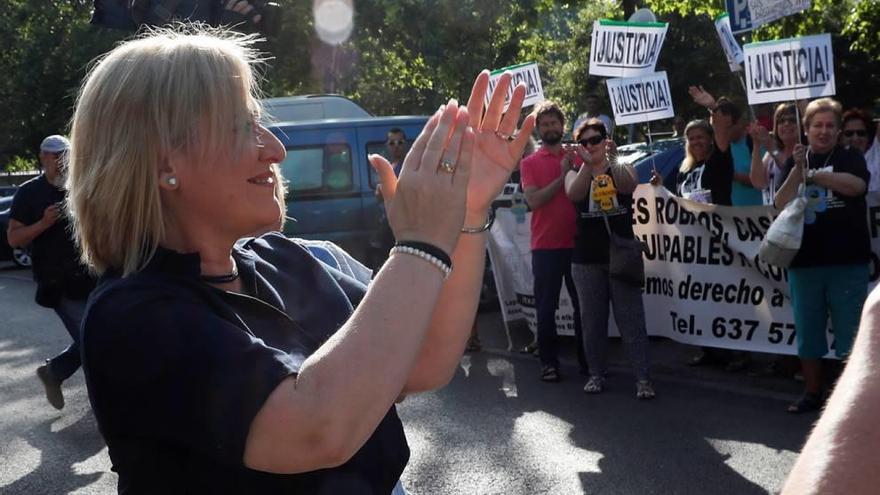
[{"xmin": 7, "ymin": 135, "xmax": 95, "ymax": 410}]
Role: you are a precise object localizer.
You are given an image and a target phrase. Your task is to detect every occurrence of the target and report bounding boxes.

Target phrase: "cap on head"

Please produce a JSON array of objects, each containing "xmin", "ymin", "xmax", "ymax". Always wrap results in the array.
[{"xmin": 40, "ymin": 135, "xmax": 70, "ymax": 153}]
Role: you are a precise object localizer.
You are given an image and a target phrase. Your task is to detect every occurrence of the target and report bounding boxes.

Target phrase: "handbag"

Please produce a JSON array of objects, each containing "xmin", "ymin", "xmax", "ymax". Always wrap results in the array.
[
  {"xmin": 759, "ymin": 183, "xmax": 806, "ymax": 268},
  {"xmin": 603, "ymin": 216, "xmax": 646, "ymax": 287}
]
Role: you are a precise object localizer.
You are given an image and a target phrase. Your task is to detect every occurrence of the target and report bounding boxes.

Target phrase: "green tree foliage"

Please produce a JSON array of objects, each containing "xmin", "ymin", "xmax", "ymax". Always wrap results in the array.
[
  {"xmin": 0, "ymin": 1, "xmax": 125, "ymax": 165},
  {"xmin": 843, "ymin": 0, "xmax": 880, "ymax": 54}
]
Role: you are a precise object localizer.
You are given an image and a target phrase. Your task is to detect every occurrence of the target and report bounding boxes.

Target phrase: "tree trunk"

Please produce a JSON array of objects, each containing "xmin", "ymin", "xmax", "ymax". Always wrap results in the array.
[{"xmin": 623, "ymin": 0, "xmax": 638, "ymax": 19}]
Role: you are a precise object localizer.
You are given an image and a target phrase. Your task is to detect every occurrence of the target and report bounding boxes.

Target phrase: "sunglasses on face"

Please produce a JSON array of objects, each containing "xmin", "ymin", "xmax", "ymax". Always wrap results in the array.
[
  {"xmin": 776, "ymin": 117, "xmax": 797, "ymax": 125},
  {"xmin": 843, "ymin": 129, "xmax": 868, "ymax": 138},
  {"xmin": 387, "ymin": 139, "xmax": 405, "ymax": 146},
  {"xmin": 578, "ymin": 135, "xmax": 605, "ymax": 147}
]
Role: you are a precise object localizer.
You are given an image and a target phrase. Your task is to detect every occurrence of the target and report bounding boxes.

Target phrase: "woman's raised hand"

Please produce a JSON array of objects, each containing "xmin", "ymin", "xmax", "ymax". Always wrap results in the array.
[
  {"xmin": 463, "ymin": 71, "xmax": 536, "ymax": 216},
  {"xmin": 370, "ymin": 102, "xmax": 473, "ymax": 255}
]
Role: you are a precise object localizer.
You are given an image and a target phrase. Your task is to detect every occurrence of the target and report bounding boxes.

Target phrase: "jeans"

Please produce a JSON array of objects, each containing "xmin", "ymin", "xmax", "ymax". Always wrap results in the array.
[
  {"xmin": 532, "ymin": 249, "xmax": 585, "ymax": 369},
  {"xmin": 47, "ymin": 296, "xmax": 87, "ymax": 382},
  {"xmin": 572, "ymin": 264, "xmax": 650, "ymax": 381}
]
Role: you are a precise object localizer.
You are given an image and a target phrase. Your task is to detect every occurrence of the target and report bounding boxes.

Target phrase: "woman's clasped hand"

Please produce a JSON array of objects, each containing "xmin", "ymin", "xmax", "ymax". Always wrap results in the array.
[{"xmin": 370, "ymin": 71, "xmax": 536, "ymax": 255}]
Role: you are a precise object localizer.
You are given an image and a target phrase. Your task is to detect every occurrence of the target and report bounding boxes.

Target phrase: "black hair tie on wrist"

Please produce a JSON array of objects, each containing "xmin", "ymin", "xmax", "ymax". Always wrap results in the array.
[{"xmin": 394, "ymin": 241, "xmax": 452, "ymax": 270}]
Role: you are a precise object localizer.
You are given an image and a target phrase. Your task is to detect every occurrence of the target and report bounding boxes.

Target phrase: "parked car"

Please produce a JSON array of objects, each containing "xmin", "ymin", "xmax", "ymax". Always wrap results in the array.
[
  {"xmin": 262, "ymin": 94, "xmax": 372, "ymax": 123},
  {"xmin": 624, "ymin": 138, "xmax": 686, "ymax": 190},
  {"xmin": 0, "ymin": 188, "xmax": 33, "ymax": 268}
]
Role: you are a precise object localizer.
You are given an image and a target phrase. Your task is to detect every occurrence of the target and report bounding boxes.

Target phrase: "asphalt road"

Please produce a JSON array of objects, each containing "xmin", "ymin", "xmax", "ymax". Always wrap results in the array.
[{"xmin": 0, "ymin": 263, "xmax": 815, "ymax": 494}]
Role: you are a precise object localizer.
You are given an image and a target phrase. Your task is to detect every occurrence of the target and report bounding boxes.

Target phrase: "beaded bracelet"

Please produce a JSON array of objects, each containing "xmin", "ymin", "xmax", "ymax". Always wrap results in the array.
[{"xmin": 390, "ymin": 241, "xmax": 453, "ymax": 280}]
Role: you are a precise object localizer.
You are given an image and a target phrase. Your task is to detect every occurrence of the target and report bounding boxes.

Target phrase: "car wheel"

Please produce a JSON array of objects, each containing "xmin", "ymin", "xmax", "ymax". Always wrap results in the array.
[{"xmin": 11, "ymin": 247, "xmax": 32, "ymax": 268}]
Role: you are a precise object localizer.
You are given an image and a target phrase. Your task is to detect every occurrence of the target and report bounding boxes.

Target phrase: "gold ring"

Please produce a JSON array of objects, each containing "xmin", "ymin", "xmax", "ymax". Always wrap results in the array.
[
  {"xmin": 439, "ymin": 159, "xmax": 456, "ymax": 174},
  {"xmin": 495, "ymin": 131, "xmax": 514, "ymax": 142}
]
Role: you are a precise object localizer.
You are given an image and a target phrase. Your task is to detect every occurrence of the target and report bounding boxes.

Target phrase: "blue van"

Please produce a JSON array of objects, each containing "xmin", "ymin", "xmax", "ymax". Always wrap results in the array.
[{"xmin": 269, "ymin": 116, "xmax": 429, "ymax": 268}]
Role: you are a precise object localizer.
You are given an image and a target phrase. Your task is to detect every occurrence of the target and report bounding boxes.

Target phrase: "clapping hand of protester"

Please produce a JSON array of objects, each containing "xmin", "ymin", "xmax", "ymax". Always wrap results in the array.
[
  {"xmin": 371, "ymin": 71, "xmax": 535, "ymax": 236},
  {"xmin": 688, "ymin": 85, "xmax": 717, "ymax": 110},
  {"xmin": 605, "ymin": 138, "xmax": 618, "ymax": 162},
  {"xmin": 561, "ymin": 149, "xmax": 577, "ymax": 174},
  {"xmin": 370, "ymin": 103, "xmax": 473, "ymax": 255}
]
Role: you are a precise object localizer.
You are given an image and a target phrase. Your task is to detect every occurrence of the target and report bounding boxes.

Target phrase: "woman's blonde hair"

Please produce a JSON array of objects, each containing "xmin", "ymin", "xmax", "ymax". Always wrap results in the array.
[
  {"xmin": 67, "ymin": 25, "xmax": 265, "ymax": 276},
  {"xmin": 802, "ymin": 97, "xmax": 842, "ymax": 129},
  {"xmin": 679, "ymin": 119, "xmax": 714, "ymax": 174}
]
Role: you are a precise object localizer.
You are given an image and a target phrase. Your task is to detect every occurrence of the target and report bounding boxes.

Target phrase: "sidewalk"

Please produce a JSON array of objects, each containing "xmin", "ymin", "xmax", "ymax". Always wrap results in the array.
[{"xmin": 473, "ymin": 309, "xmax": 805, "ymax": 402}]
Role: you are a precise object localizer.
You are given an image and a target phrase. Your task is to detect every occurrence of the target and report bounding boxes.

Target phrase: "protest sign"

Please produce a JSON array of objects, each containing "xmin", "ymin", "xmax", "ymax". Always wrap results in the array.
[
  {"xmin": 486, "ymin": 196, "xmax": 579, "ymax": 338},
  {"xmin": 605, "ymin": 71, "xmax": 674, "ymax": 126},
  {"xmin": 743, "ymin": 33, "xmax": 835, "ymax": 105},
  {"xmin": 715, "ymin": 13, "xmax": 744, "ymax": 72},
  {"xmin": 589, "ymin": 20, "xmax": 668, "ymax": 78},
  {"xmin": 488, "ymin": 186, "xmax": 880, "ymax": 355},
  {"xmin": 726, "ymin": 0, "xmax": 811, "ymax": 34},
  {"xmin": 485, "ymin": 62, "xmax": 545, "ymax": 109}
]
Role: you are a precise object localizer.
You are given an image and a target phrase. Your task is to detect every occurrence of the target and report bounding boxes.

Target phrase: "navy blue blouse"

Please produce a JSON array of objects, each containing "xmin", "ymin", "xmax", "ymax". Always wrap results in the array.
[{"xmin": 81, "ymin": 233, "xmax": 409, "ymax": 494}]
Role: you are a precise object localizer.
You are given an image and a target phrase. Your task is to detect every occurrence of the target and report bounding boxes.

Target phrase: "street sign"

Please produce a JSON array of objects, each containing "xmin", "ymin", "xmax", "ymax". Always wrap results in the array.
[{"xmin": 727, "ymin": 0, "xmax": 811, "ymax": 34}]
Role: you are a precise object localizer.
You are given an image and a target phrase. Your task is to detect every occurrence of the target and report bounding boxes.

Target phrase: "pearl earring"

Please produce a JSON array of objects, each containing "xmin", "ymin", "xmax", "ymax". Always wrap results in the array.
[{"xmin": 167, "ymin": 176, "xmax": 177, "ymax": 186}]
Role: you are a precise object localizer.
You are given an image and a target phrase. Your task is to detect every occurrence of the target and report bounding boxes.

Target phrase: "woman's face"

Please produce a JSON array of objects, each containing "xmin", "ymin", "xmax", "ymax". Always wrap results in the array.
[
  {"xmin": 175, "ymin": 113, "xmax": 286, "ymax": 239},
  {"xmin": 774, "ymin": 112, "xmax": 798, "ymax": 145},
  {"xmin": 578, "ymin": 128, "xmax": 606, "ymax": 163},
  {"xmin": 806, "ymin": 110, "xmax": 839, "ymax": 153},
  {"xmin": 686, "ymin": 128, "xmax": 712, "ymax": 162},
  {"xmin": 841, "ymin": 119, "xmax": 869, "ymax": 154}
]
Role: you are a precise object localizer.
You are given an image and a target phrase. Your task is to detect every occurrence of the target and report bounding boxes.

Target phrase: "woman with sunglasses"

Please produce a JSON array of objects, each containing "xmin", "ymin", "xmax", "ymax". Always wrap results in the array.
[
  {"xmin": 564, "ymin": 118, "xmax": 655, "ymax": 399},
  {"xmin": 774, "ymin": 98, "xmax": 870, "ymax": 414},
  {"xmin": 840, "ymin": 109, "xmax": 880, "ymax": 192},
  {"xmin": 749, "ymin": 103, "xmax": 801, "ymax": 206}
]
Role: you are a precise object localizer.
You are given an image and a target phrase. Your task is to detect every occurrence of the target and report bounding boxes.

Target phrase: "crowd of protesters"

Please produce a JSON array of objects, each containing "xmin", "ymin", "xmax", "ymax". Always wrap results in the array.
[{"xmin": 507, "ymin": 85, "xmax": 877, "ymax": 413}]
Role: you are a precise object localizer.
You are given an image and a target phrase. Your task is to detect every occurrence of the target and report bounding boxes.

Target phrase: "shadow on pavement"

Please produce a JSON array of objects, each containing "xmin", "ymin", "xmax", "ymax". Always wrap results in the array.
[
  {"xmin": 399, "ymin": 313, "xmax": 814, "ymax": 494},
  {"xmin": 2, "ymin": 415, "xmax": 109, "ymax": 494}
]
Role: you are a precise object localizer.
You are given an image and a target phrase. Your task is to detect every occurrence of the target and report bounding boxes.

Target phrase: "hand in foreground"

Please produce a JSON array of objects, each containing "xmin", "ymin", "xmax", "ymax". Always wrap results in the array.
[
  {"xmin": 370, "ymin": 102, "xmax": 474, "ymax": 255},
  {"xmin": 462, "ymin": 71, "xmax": 536, "ymax": 215}
]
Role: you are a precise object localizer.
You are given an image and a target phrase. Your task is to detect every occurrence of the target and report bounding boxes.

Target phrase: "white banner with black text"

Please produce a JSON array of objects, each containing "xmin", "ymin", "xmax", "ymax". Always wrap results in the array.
[
  {"xmin": 589, "ymin": 20, "xmax": 668, "ymax": 78},
  {"xmin": 487, "ymin": 186, "xmax": 880, "ymax": 356}
]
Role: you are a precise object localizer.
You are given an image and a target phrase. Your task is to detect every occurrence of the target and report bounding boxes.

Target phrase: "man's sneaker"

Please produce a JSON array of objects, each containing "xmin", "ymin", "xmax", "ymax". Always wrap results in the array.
[
  {"xmin": 636, "ymin": 380, "xmax": 656, "ymax": 400},
  {"xmin": 36, "ymin": 364, "xmax": 64, "ymax": 410},
  {"xmin": 583, "ymin": 375, "xmax": 604, "ymax": 394}
]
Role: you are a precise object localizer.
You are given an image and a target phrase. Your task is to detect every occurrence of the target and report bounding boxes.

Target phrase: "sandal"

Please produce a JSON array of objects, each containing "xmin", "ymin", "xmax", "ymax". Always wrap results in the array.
[
  {"xmin": 541, "ymin": 366, "xmax": 560, "ymax": 382},
  {"xmin": 636, "ymin": 380, "xmax": 656, "ymax": 400},
  {"xmin": 787, "ymin": 393, "xmax": 822, "ymax": 414},
  {"xmin": 583, "ymin": 375, "xmax": 604, "ymax": 393}
]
